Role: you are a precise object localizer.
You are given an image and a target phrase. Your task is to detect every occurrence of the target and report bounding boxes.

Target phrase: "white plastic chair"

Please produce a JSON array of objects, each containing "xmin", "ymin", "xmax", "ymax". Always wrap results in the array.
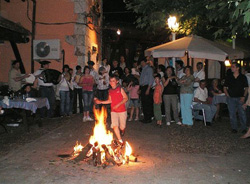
[{"xmin": 191, "ymin": 104, "xmax": 206, "ymax": 126}]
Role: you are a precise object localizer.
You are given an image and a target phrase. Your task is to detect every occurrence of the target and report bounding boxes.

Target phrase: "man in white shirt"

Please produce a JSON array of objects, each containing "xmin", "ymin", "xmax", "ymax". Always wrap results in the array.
[
  {"xmin": 193, "ymin": 80, "xmax": 217, "ymax": 126},
  {"xmin": 193, "ymin": 62, "xmax": 205, "ymax": 88},
  {"xmin": 175, "ymin": 60, "xmax": 185, "ymax": 79},
  {"xmin": 8, "ymin": 60, "xmax": 29, "ymax": 91},
  {"xmin": 33, "ymin": 61, "xmax": 55, "ymax": 118}
]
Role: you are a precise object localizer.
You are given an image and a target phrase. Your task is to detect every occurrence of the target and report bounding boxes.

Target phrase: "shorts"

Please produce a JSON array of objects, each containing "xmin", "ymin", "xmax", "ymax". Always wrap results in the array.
[
  {"xmin": 111, "ymin": 111, "xmax": 127, "ymax": 130},
  {"xmin": 129, "ymin": 99, "xmax": 139, "ymax": 108}
]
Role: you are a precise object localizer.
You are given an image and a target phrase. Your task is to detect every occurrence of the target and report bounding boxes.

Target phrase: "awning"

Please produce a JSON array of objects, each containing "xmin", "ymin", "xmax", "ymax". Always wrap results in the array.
[
  {"xmin": 0, "ymin": 16, "xmax": 30, "ymax": 43},
  {"xmin": 145, "ymin": 35, "xmax": 229, "ymax": 61}
]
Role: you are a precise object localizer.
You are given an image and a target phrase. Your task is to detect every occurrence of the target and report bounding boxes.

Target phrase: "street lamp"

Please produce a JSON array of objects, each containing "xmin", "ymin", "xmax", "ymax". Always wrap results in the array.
[
  {"xmin": 224, "ymin": 58, "xmax": 231, "ymax": 67},
  {"xmin": 168, "ymin": 16, "xmax": 179, "ymax": 40},
  {"xmin": 167, "ymin": 16, "xmax": 179, "ymax": 68},
  {"xmin": 117, "ymin": 29, "xmax": 121, "ymax": 35}
]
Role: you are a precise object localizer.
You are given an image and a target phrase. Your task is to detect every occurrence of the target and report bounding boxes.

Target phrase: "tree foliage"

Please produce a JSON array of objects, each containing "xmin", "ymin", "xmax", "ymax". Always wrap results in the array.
[
  {"xmin": 207, "ymin": 0, "xmax": 250, "ymax": 37},
  {"xmin": 125, "ymin": 0, "xmax": 250, "ymax": 38}
]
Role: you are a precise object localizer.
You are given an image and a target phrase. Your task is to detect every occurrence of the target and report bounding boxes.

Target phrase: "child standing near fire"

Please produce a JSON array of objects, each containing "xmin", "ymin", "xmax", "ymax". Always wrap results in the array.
[
  {"xmin": 154, "ymin": 74, "xmax": 163, "ymax": 127},
  {"xmin": 94, "ymin": 75, "xmax": 128, "ymax": 143}
]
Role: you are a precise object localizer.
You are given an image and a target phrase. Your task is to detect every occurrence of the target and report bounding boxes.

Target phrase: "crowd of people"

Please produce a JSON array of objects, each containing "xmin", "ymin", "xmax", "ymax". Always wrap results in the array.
[{"xmin": 6, "ymin": 55, "xmax": 250, "ymax": 141}]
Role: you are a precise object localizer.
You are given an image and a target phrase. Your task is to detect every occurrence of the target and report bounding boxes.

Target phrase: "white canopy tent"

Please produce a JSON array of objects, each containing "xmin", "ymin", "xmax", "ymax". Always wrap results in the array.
[
  {"xmin": 208, "ymin": 40, "xmax": 244, "ymax": 60},
  {"xmin": 144, "ymin": 35, "xmax": 240, "ymax": 61}
]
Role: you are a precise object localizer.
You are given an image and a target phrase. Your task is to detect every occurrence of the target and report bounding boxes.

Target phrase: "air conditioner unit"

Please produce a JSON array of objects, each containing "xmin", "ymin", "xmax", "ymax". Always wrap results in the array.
[{"xmin": 33, "ymin": 39, "xmax": 61, "ymax": 60}]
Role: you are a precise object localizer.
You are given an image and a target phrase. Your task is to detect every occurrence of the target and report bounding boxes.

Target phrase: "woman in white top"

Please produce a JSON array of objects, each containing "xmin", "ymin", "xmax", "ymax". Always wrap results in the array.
[
  {"xmin": 99, "ymin": 58, "xmax": 110, "ymax": 74},
  {"xmin": 96, "ymin": 67, "xmax": 109, "ymax": 109},
  {"xmin": 58, "ymin": 65, "xmax": 72, "ymax": 116}
]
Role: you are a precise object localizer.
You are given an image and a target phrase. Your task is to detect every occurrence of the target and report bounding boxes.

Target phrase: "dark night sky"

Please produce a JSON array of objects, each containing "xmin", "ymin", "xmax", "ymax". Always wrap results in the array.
[{"xmin": 103, "ymin": 0, "xmax": 135, "ymax": 24}]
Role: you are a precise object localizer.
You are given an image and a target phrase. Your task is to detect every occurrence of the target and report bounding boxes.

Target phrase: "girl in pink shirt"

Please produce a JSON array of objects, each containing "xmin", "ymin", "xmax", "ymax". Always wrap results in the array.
[
  {"xmin": 127, "ymin": 80, "xmax": 140, "ymax": 121},
  {"xmin": 78, "ymin": 66, "xmax": 95, "ymax": 122}
]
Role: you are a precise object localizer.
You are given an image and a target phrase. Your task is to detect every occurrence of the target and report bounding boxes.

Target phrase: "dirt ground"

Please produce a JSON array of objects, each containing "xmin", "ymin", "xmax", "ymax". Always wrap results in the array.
[{"xmin": 0, "ymin": 114, "xmax": 250, "ymax": 184}]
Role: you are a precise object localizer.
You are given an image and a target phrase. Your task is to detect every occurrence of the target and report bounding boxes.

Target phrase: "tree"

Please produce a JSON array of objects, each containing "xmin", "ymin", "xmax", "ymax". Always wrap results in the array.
[
  {"xmin": 207, "ymin": 0, "xmax": 250, "ymax": 37},
  {"xmin": 125, "ymin": 0, "xmax": 250, "ymax": 38}
]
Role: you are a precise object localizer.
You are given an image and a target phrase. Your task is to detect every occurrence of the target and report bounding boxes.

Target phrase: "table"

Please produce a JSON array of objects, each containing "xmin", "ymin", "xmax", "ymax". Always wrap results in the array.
[
  {"xmin": 212, "ymin": 94, "xmax": 227, "ymax": 105},
  {"xmin": 0, "ymin": 98, "xmax": 50, "ymax": 132},
  {"xmin": 0, "ymin": 98, "xmax": 50, "ymax": 113}
]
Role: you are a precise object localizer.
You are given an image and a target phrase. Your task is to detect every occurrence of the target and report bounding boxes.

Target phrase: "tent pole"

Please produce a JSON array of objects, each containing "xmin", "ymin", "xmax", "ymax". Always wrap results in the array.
[
  {"xmin": 187, "ymin": 52, "xmax": 190, "ymax": 66},
  {"xmin": 205, "ymin": 59, "xmax": 208, "ymax": 80}
]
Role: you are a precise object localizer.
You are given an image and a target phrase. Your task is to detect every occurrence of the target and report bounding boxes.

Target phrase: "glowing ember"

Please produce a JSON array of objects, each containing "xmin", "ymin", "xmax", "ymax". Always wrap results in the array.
[
  {"xmin": 73, "ymin": 108, "xmax": 136, "ymax": 167},
  {"xmin": 73, "ymin": 141, "xmax": 83, "ymax": 156}
]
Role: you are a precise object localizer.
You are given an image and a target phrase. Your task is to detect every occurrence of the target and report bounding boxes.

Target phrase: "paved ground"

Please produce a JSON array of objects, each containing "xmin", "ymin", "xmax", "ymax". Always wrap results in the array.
[{"xmin": 0, "ymin": 114, "xmax": 250, "ymax": 184}]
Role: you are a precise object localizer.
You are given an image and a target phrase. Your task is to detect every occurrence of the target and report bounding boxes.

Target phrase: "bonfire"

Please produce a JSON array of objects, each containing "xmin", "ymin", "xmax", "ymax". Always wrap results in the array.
[{"xmin": 72, "ymin": 108, "xmax": 137, "ymax": 168}]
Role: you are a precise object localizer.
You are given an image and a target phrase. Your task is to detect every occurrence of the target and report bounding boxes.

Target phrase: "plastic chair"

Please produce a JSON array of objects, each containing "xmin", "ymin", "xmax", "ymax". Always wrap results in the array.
[{"xmin": 191, "ymin": 104, "xmax": 206, "ymax": 126}]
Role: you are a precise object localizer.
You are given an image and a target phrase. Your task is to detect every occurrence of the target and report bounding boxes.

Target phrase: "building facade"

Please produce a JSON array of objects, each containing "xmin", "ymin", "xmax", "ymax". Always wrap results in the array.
[{"xmin": 0, "ymin": 0, "xmax": 102, "ymax": 83}]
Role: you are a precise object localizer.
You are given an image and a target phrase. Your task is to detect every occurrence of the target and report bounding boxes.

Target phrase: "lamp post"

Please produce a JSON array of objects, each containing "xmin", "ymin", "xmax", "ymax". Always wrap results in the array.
[
  {"xmin": 117, "ymin": 29, "xmax": 121, "ymax": 35},
  {"xmin": 167, "ymin": 16, "xmax": 179, "ymax": 68}
]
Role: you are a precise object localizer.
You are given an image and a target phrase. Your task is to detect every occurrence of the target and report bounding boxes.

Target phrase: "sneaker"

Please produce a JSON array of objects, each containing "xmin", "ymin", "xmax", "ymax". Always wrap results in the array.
[
  {"xmin": 134, "ymin": 118, "xmax": 139, "ymax": 121},
  {"xmin": 170, "ymin": 120, "xmax": 175, "ymax": 123},
  {"xmin": 176, "ymin": 122, "xmax": 182, "ymax": 125},
  {"xmin": 87, "ymin": 117, "xmax": 94, "ymax": 121},
  {"xmin": 128, "ymin": 118, "xmax": 133, "ymax": 122},
  {"xmin": 83, "ymin": 117, "xmax": 87, "ymax": 122},
  {"xmin": 166, "ymin": 122, "xmax": 170, "ymax": 126}
]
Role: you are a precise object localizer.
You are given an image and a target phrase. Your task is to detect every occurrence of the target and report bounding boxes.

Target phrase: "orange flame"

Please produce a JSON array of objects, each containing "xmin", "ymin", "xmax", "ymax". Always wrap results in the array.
[
  {"xmin": 89, "ymin": 108, "xmax": 113, "ymax": 146},
  {"xmin": 73, "ymin": 141, "xmax": 83, "ymax": 156},
  {"xmin": 125, "ymin": 142, "xmax": 132, "ymax": 156},
  {"xmin": 73, "ymin": 108, "xmax": 134, "ymax": 165}
]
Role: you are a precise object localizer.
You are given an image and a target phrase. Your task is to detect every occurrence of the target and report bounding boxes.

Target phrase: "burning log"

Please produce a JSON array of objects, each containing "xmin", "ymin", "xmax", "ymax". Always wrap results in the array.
[
  {"xmin": 111, "ymin": 140, "xmax": 119, "ymax": 150},
  {"xmin": 92, "ymin": 147, "xmax": 97, "ymax": 166},
  {"xmin": 129, "ymin": 155, "xmax": 138, "ymax": 162},
  {"xmin": 70, "ymin": 108, "xmax": 136, "ymax": 168},
  {"xmin": 102, "ymin": 161, "xmax": 109, "ymax": 169},
  {"xmin": 102, "ymin": 144, "xmax": 120, "ymax": 166},
  {"xmin": 74, "ymin": 143, "xmax": 93, "ymax": 162},
  {"xmin": 92, "ymin": 143, "xmax": 102, "ymax": 166},
  {"xmin": 96, "ymin": 150, "xmax": 102, "ymax": 165}
]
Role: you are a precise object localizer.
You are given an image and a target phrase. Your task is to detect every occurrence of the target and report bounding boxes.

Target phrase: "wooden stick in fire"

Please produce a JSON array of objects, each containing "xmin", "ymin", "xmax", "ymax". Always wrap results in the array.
[
  {"xmin": 97, "ymin": 149, "xmax": 102, "ymax": 165},
  {"xmin": 74, "ymin": 143, "xmax": 93, "ymax": 162},
  {"xmin": 102, "ymin": 144, "xmax": 121, "ymax": 166},
  {"xmin": 129, "ymin": 155, "xmax": 138, "ymax": 162}
]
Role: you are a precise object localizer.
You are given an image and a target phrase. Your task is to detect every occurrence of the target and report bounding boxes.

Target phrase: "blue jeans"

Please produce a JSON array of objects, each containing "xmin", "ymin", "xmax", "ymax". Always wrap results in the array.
[
  {"xmin": 193, "ymin": 103, "xmax": 217, "ymax": 122},
  {"xmin": 59, "ymin": 91, "xmax": 70, "ymax": 116},
  {"xmin": 180, "ymin": 93, "xmax": 193, "ymax": 125},
  {"xmin": 227, "ymin": 97, "xmax": 247, "ymax": 130},
  {"xmin": 83, "ymin": 91, "xmax": 94, "ymax": 112}
]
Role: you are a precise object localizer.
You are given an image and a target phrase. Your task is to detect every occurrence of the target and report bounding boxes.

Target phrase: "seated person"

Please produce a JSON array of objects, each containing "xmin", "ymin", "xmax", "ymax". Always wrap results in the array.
[
  {"xmin": 21, "ymin": 84, "xmax": 38, "ymax": 98},
  {"xmin": 208, "ymin": 79, "xmax": 223, "ymax": 119},
  {"xmin": 208, "ymin": 79, "xmax": 223, "ymax": 98},
  {"xmin": 193, "ymin": 80, "xmax": 217, "ymax": 126}
]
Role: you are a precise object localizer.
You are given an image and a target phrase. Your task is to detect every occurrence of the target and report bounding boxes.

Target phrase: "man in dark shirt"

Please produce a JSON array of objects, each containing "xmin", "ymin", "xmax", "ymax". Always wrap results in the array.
[
  {"xmin": 139, "ymin": 57, "xmax": 154, "ymax": 123},
  {"xmin": 109, "ymin": 60, "xmax": 123, "ymax": 79},
  {"xmin": 224, "ymin": 62, "xmax": 248, "ymax": 133}
]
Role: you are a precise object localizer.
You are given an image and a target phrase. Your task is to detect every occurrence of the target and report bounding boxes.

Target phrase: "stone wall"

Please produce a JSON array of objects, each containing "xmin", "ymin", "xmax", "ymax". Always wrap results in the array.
[{"xmin": 66, "ymin": 0, "xmax": 101, "ymax": 69}]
